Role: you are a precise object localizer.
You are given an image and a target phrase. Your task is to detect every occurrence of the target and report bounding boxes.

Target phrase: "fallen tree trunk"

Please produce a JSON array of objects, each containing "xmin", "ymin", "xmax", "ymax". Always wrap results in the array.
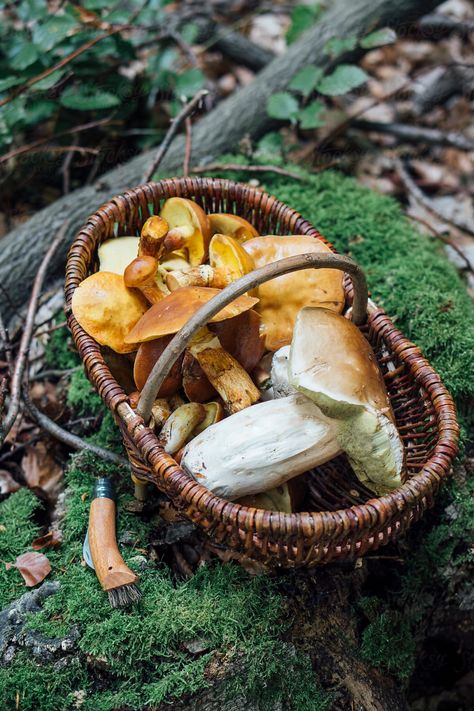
[{"xmin": 0, "ymin": 0, "xmax": 442, "ymax": 319}]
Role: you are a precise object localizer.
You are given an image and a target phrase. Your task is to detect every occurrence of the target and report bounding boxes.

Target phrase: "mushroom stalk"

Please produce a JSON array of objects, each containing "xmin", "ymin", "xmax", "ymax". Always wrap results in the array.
[
  {"xmin": 124, "ymin": 256, "xmax": 165, "ymax": 304},
  {"xmin": 139, "ymin": 216, "xmax": 169, "ymax": 258},
  {"xmin": 166, "ymin": 265, "xmax": 231, "ymax": 290},
  {"xmin": 181, "ymin": 393, "xmax": 341, "ymax": 499},
  {"xmin": 188, "ymin": 328, "xmax": 260, "ymax": 414},
  {"xmin": 159, "ymin": 403, "xmax": 206, "ymax": 454}
]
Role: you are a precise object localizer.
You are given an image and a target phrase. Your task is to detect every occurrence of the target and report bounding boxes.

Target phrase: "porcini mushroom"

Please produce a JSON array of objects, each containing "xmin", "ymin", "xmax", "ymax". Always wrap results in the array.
[
  {"xmin": 208, "ymin": 213, "xmax": 259, "ymax": 241},
  {"xmin": 242, "ymin": 236, "xmax": 345, "ymax": 350},
  {"xmin": 160, "ymin": 198, "xmax": 211, "ymax": 265},
  {"xmin": 181, "ymin": 393, "xmax": 340, "ymax": 499},
  {"xmin": 124, "ymin": 256, "xmax": 165, "ymax": 304},
  {"xmin": 139, "ymin": 215, "xmax": 169, "ymax": 258},
  {"xmin": 124, "ymin": 287, "xmax": 260, "ymax": 414},
  {"xmin": 71, "ymin": 272, "xmax": 148, "ymax": 353},
  {"xmin": 289, "ymin": 307, "xmax": 404, "ymax": 494},
  {"xmin": 98, "ymin": 236, "xmax": 139, "ymax": 275},
  {"xmin": 187, "ymin": 327, "xmax": 260, "ymax": 414},
  {"xmin": 182, "ymin": 351, "xmax": 217, "ymax": 402}
]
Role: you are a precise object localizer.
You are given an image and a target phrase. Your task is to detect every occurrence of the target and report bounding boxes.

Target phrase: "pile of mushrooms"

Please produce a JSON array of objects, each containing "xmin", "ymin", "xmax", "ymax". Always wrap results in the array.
[{"xmin": 72, "ymin": 197, "xmax": 405, "ymax": 514}]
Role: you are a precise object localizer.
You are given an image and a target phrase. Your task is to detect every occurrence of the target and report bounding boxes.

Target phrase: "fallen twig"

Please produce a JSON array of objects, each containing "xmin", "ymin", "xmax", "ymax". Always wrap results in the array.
[
  {"xmin": 0, "ymin": 223, "xmax": 69, "ymax": 446},
  {"xmin": 406, "ymin": 214, "xmax": 474, "ymax": 276},
  {"xmin": 396, "ymin": 159, "xmax": 474, "ymax": 238},
  {"xmin": 183, "ymin": 116, "xmax": 192, "ymax": 178},
  {"xmin": 415, "ymin": 13, "xmax": 474, "ymax": 40},
  {"xmin": 353, "ymin": 119, "xmax": 474, "ymax": 152},
  {"xmin": 191, "ymin": 163, "xmax": 306, "ymax": 181},
  {"xmin": 0, "ymin": 118, "xmax": 114, "ymax": 166},
  {"xmin": 30, "ymin": 366, "xmax": 81, "ymax": 382},
  {"xmin": 22, "ymin": 388, "xmax": 129, "ymax": 468},
  {"xmin": 143, "ymin": 89, "xmax": 208, "ymax": 182},
  {"xmin": 0, "ymin": 309, "xmax": 13, "ymax": 372}
]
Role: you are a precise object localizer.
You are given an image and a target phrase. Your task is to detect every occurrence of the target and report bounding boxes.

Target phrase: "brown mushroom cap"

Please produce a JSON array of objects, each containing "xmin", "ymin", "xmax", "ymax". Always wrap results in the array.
[
  {"xmin": 124, "ymin": 286, "xmax": 258, "ymax": 344},
  {"xmin": 124, "ymin": 255, "xmax": 158, "ymax": 288},
  {"xmin": 134, "ymin": 335, "xmax": 183, "ymax": 395},
  {"xmin": 160, "ymin": 197, "xmax": 211, "ymax": 266},
  {"xmin": 210, "ymin": 309, "xmax": 265, "ymax": 373},
  {"xmin": 72, "ymin": 271, "xmax": 148, "ymax": 353},
  {"xmin": 182, "ymin": 351, "xmax": 217, "ymax": 402},
  {"xmin": 243, "ymin": 235, "xmax": 345, "ymax": 351},
  {"xmin": 208, "ymin": 213, "xmax": 259, "ymax": 242}
]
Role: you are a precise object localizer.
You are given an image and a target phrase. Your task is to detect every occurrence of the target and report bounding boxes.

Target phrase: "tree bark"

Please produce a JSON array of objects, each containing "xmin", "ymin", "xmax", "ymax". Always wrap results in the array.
[{"xmin": 0, "ymin": 0, "xmax": 442, "ymax": 320}]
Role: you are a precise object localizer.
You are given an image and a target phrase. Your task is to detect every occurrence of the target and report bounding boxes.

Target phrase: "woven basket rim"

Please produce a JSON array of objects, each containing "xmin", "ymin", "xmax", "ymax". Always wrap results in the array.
[{"xmin": 64, "ymin": 177, "xmax": 459, "ymax": 539}]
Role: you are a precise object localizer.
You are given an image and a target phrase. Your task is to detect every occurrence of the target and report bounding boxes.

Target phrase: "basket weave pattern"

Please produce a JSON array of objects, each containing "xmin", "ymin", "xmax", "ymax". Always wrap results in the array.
[{"xmin": 65, "ymin": 178, "xmax": 459, "ymax": 568}]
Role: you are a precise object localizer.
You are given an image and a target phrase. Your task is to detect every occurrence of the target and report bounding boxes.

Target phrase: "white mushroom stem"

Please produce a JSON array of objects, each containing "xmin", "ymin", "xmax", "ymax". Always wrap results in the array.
[
  {"xmin": 181, "ymin": 393, "xmax": 341, "ymax": 499},
  {"xmin": 158, "ymin": 403, "xmax": 206, "ymax": 454},
  {"xmin": 166, "ymin": 265, "xmax": 231, "ymax": 291},
  {"xmin": 188, "ymin": 328, "xmax": 260, "ymax": 414}
]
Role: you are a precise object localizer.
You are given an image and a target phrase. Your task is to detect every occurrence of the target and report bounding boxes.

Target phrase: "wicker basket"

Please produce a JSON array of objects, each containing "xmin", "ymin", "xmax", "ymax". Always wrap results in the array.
[{"xmin": 65, "ymin": 177, "xmax": 459, "ymax": 568}]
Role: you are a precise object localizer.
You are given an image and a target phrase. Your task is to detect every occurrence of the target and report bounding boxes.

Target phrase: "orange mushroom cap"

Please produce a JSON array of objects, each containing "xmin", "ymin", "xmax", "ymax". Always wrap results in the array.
[
  {"xmin": 71, "ymin": 271, "xmax": 148, "ymax": 353},
  {"xmin": 209, "ymin": 233, "xmax": 255, "ymax": 281},
  {"xmin": 243, "ymin": 235, "xmax": 345, "ymax": 351},
  {"xmin": 160, "ymin": 197, "xmax": 211, "ymax": 266},
  {"xmin": 124, "ymin": 286, "xmax": 258, "ymax": 344}
]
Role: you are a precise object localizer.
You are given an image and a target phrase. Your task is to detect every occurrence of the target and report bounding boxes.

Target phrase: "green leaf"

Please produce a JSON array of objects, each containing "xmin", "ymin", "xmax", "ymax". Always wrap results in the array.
[
  {"xmin": 0, "ymin": 76, "xmax": 24, "ymax": 92},
  {"xmin": 9, "ymin": 42, "xmax": 39, "ymax": 70},
  {"xmin": 324, "ymin": 35, "xmax": 357, "ymax": 58},
  {"xmin": 180, "ymin": 22, "xmax": 200, "ymax": 45},
  {"xmin": 32, "ymin": 15, "xmax": 78, "ymax": 52},
  {"xmin": 297, "ymin": 100, "xmax": 325, "ymax": 129},
  {"xmin": 317, "ymin": 64, "xmax": 369, "ymax": 96},
  {"xmin": 60, "ymin": 86, "xmax": 120, "ymax": 110},
  {"xmin": 266, "ymin": 92, "xmax": 300, "ymax": 121},
  {"xmin": 286, "ymin": 4, "xmax": 321, "ymax": 44},
  {"xmin": 24, "ymin": 99, "xmax": 56, "ymax": 124},
  {"xmin": 3, "ymin": 97, "xmax": 27, "ymax": 129},
  {"xmin": 174, "ymin": 68, "xmax": 205, "ymax": 98},
  {"xmin": 288, "ymin": 66, "xmax": 323, "ymax": 97},
  {"xmin": 33, "ymin": 69, "xmax": 66, "ymax": 91},
  {"xmin": 360, "ymin": 27, "xmax": 397, "ymax": 49}
]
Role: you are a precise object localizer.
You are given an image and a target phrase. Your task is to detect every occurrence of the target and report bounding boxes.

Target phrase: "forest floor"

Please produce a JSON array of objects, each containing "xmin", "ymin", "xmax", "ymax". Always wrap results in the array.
[{"xmin": 1, "ymin": 1, "xmax": 473, "ymax": 709}]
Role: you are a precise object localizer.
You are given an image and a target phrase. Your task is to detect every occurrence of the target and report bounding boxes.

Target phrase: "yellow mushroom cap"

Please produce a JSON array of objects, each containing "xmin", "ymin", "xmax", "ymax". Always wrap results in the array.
[
  {"xmin": 209, "ymin": 233, "xmax": 255, "ymax": 281},
  {"xmin": 98, "ymin": 236, "xmax": 139, "ymax": 275},
  {"xmin": 242, "ymin": 235, "xmax": 345, "ymax": 351},
  {"xmin": 160, "ymin": 197, "xmax": 211, "ymax": 266},
  {"xmin": 125, "ymin": 286, "xmax": 259, "ymax": 343},
  {"xmin": 208, "ymin": 213, "xmax": 259, "ymax": 242},
  {"xmin": 71, "ymin": 271, "xmax": 148, "ymax": 353}
]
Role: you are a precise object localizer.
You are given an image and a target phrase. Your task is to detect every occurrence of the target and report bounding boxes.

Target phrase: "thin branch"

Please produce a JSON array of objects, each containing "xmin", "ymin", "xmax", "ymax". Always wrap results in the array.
[
  {"xmin": 406, "ymin": 214, "xmax": 474, "ymax": 276},
  {"xmin": 0, "ymin": 118, "xmax": 114, "ymax": 166},
  {"xmin": 143, "ymin": 90, "xmax": 208, "ymax": 182},
  {"xmin": 23, "ymin": 387, "xmax": 129, "ymax": 468},
  {"xmin": 31, "ymin": 366, "xmax": 81, "ymax": 381},
  {"xmin": 0, "ymin": 309, "xmax": 13, "ymax": 373},
  {"xmin": 0, "ymin": 27, "xmax": 125, "ymax": 109},
  {"xmin": 183, "ymin": 116, "xmax": 192, "ymax": 178},
  {"xmin": 0, "ymin": 222, "xmax": 69, "ymax": 446},
  {"xmin": 191, "ymin": 163, "xmax": 306, "ymax": 182},
  {"xmin": 396, "ymin": 159, "xmax": 474, "ymax": 238},
  {"xmin": 353, "ymin": 119, "xmax": 474, "ymax": 152}
]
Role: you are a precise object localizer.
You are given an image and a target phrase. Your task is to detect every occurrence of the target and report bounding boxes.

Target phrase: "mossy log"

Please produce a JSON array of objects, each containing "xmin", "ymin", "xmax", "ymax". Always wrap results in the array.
[{"xmin": 0, "ymin": 0, "xmax": 443, "ymax": 320}]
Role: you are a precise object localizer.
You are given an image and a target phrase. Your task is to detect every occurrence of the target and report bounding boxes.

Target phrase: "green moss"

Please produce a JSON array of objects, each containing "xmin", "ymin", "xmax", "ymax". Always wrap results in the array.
[
  {"xmin": 358, "ymin": 598, "xmax": 416, "ymax": 682},
  {"xmin": 0, "ymin": 489, "xmax": 42, "ymax": 604},
  {"xmin": 66, "ymin": 368, "xmax": 102, "ymax": 416},
  {"xmin": 44, "ymin": 319, "xmax": 79, "ymax": 371},
  {"xmin": 3, "ymin": 160, "xmax": 473, "ymax": 707}
]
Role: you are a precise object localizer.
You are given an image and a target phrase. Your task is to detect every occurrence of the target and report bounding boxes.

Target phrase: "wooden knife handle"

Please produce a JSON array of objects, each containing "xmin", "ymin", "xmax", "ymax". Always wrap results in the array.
[{"xmin": 88, "ymin": 493, "xmax": 137, "ymax": 592}]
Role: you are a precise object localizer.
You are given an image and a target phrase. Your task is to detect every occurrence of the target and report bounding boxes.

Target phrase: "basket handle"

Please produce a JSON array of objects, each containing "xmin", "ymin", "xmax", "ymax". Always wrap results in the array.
[{"xmin": 136, "ymin": 252, "xmax": 368, "ymax": 421}]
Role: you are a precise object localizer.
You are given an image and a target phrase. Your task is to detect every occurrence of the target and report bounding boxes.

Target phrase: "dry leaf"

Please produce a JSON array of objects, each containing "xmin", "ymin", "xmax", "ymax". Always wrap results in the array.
[
  {"xmin": 21, "ymin": 442, "xmax": 63, "ymax": 502},
  {"xmin": 9, "ymin": 551, "xmax": 51, "ymax": 587},
  {"xmin": 31, "ymin": 530, "xmax": 62, "ymax": 550},
  {"xmin": 0, "ymin": 469, "xmax": 20, "ymax": 494}
]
